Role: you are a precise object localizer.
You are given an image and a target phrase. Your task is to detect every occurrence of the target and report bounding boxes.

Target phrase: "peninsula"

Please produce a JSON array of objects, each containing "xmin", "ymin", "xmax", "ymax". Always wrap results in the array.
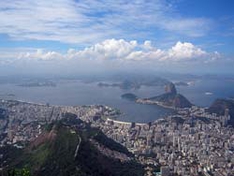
[{"xmin": 136, "ymin": 82, "xmax": 192, "ymax": 109}]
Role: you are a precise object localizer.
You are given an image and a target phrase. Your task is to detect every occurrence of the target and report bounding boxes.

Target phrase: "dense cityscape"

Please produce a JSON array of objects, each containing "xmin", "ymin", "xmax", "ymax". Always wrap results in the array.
[{"xmin": 0, "ymin": 99, "xmax": 233, "ymax": 176}]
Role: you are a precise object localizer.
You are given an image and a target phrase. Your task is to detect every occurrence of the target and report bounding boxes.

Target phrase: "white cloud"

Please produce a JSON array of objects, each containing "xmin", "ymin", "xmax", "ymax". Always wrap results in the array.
[
  {"xmin": 18, "ymin": 49, "xmax": 63, "ymax": 61},
  {"xmin": 142, "ymin": 41, "xmax": 154, "ymax": 50},
  {"xmin": 168, "ymin": 41, "xmax": 207, "ymax": 61},
  {"xmin": 0, "ymin": 0, "xmax": 213, "ymax": 44},
  {"xmin": 77, "ymin": 39, "xmax": 138, "ymax": 60},
  {"xmin": 160, "ymin": 18, "xmax": 211, "ymax": 37},
  {"xmin": 12, "ymin": 39, "xmax": 218, "ymax": 63}
]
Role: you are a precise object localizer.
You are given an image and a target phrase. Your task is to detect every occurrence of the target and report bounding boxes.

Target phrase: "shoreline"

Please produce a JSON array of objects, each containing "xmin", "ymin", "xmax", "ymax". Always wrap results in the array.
[
  {"xmin": 0, "ymin": 98, "xmax": 168, "ymax": 125},
  {"xmin": 136, "ymin": 98, "xmax": 178, "ymax": 110}
]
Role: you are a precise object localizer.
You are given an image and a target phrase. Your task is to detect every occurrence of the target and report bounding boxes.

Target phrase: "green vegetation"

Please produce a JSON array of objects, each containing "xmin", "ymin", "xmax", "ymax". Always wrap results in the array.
[
  {"xmin": 6, "ymin": 126, "xmax": 79, "ymax": 175},
  {"xmin": 29, "ymin": 142, "xmax": 50, "ymax": 166},
  {"xmin": 7, "ymin": 168, "xmax": 31, "ymax": 176},
  {"xmin": 4, "ymin": 118, "xmax": 144, "ymax": 176}
]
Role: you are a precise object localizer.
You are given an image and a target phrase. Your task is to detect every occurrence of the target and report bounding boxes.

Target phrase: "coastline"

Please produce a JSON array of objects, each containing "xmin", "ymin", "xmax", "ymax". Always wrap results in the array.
[
  {"xmin": 136, "ymin": 98, "xmax": 178, "ymax": 110},
  {"xmin": 0, "ymin": 98, "xmax": 168, "ymax": 125}
]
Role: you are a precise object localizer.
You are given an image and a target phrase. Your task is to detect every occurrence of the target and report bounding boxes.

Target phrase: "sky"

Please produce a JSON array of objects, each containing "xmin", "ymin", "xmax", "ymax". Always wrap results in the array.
[{"xmin": 0, "ymin": 0, "xmax": 234, "ymax": 75}]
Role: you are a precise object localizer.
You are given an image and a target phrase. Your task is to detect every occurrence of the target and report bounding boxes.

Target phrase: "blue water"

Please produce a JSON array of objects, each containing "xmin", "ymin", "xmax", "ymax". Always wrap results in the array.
[
  {"xmin": 177, "ymin": 79, "xmax": 234, "ymax": 107},
  {"xmin": 0, "ymin": 80, "xmax": 173, "ymax": 123},
  {"xmin": 0, "ymin": 78, "xmax": 234, "ymax": 122}
]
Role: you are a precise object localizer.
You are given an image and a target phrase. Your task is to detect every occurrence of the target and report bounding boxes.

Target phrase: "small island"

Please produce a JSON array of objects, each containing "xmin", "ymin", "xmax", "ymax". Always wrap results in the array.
[{"xmin": 121, "ymin": 93, "xmax": 138, "ymax": 101}]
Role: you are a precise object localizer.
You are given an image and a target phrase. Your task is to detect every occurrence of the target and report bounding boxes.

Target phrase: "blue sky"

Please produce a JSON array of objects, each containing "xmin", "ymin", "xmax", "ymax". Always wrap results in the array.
[{"xmin": 0, "ymin": 0, "xmax": 233, "ymax": 75}]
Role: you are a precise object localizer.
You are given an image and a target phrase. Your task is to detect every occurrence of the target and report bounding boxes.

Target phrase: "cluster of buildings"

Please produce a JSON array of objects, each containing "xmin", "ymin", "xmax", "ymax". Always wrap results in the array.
[
  {"xmin": 81, "ymin": 105, "xmax": 234, "ymax": 176},
  {"xmin": 0, "ymin": 99, "xmax": 234, "ymax": 176},
  {"xmin": 0, "ymin": 100, "xmax": 62, "ymax": 147},
  {"xmin": 0, "ymin": 100, "xmax": 117, "ymax": 147}
]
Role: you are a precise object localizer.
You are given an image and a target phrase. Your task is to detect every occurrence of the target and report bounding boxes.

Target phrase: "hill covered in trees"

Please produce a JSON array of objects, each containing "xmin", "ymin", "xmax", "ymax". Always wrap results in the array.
[{"xmin": 1, "ymin": 116, "xmax": 144, "ymax": 176}]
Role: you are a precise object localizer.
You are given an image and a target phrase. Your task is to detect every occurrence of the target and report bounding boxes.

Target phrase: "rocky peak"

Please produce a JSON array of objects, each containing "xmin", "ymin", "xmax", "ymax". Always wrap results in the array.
[{"xmin": 164, "ymin": 82, "xmax": 177, "ymax": 94}]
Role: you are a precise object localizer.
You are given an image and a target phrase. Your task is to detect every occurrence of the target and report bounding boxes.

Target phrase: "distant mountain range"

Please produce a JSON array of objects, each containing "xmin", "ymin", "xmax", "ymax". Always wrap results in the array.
[
  {"xmin": 98, "ymin": 76, "xmax": 170, "ymax": 90},
  {"xmin": 1, "ymin": 116, "xmax": 144, "ymax": 176}
]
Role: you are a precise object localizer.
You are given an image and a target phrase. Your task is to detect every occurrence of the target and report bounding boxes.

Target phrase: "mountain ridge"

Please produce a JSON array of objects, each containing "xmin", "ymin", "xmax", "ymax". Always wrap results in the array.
[{"xmin": 2, "ymin": 117, "xmax": 144, "ymax": 176}]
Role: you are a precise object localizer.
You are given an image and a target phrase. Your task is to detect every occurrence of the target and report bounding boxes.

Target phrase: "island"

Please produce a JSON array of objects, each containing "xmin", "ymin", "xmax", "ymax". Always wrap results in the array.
[
  {"xmin": 98, "ymin": 77, "xmax": 170, "ymax": 90},
  {"xmin": 121, "ymin": 93, "xmax": 138, "ymax": 101},
  {"xmin": 98, "ymin": 80, "xmax": 140, "ymax": 90}
]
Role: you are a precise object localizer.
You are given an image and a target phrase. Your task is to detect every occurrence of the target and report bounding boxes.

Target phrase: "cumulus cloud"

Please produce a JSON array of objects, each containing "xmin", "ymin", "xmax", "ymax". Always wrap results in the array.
[
  {"xmin": 14, "ymin": 39, "xmax": 218, "ymax": 63},
  {"xmin": 18, "ymin": 49, "xmax": 63, "ymax": 61},
  {"xmin": 142, "ymin": 41, "xmax": 154, "ymax": 50},
  {"xmin": 76, "ymin": 39, "xmax": 138, "ymax": 60},
  {"xmin": 168, "ymin": 41, "xmax": 207, "ymax": 61}
]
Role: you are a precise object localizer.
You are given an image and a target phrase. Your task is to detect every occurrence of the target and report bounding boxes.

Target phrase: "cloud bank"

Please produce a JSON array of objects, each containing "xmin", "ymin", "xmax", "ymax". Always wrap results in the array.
[
  {"xmin": 0, "ymin": 39, "xmax": 230, "ymax": 75},
  {"xmin": 16, "ymin": 39, "xmax": 219, "ymax": 63}
]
